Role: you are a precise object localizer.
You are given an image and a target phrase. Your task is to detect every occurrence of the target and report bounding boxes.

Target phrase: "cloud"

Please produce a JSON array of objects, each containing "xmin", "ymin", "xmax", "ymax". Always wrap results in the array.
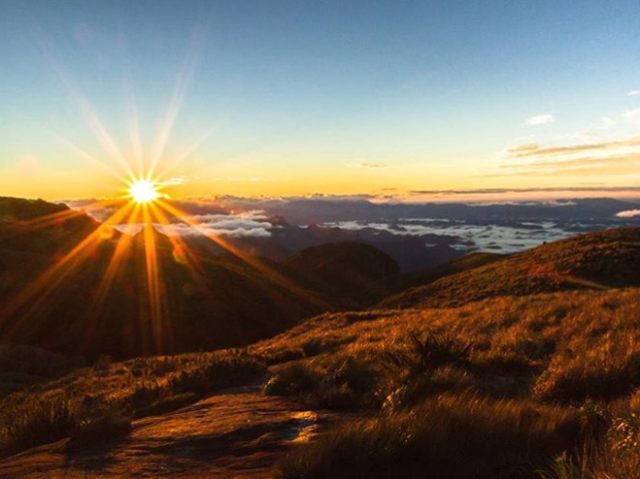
[
  {"xmin": 506, "ymin": 143, "xmax": 539, "ymax": 154},
  {"xmin": 601, "ymin": 117, "xmax": 617, "ymax": 129},
  {"xmin": 346, "ymin": 162, "xmax": 388, "ymax": 169},
  {"xmin": 411, "ymin": 186, "xmax": 640, "ymax": 196},
  {"xmin": 157, "ymin": 210, "xmax": 272, "ymax": 238},
  {"xmin": 159, "ymin": 176, "xmax": 188, "ymax": 186},
  {"xmin": 624, "ymin": 109, "xmax": 640, "ymax": 125},
  {"xmin": 522, "ymin": 114, "xmax": 554, "ymax": 126},
  {"xmin": 617, "ymin": 209, "xmax": 640, "ymax": 218},
  {"xmin": 211, "ymin": 177, "xmax": 269, "ymax": 182},
  {"xmin": 486, "ymin": 152, "xmax": 640, "ymax": 177},
  {"xmin": 158, "ymin": 223, "xmax": 271, "ymax": 238},
  {"xmin": 628, "ymin": 91, "xmax": 640, "ymax": 97},
  {"xmin": 506, "ymin": 136, "xmax": 640, "ymax": 158}
]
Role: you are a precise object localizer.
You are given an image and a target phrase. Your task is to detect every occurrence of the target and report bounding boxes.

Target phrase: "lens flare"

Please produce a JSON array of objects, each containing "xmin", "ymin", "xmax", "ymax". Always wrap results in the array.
[{"xmin": 129, "ymin": 179, "xmax": 161, "ymax": 204}]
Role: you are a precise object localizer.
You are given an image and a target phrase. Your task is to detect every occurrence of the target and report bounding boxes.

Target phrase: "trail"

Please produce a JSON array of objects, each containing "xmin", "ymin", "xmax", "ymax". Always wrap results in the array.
[{"xmin": 0, "ymin": 382, "xmax": 342, "ymax": 479}]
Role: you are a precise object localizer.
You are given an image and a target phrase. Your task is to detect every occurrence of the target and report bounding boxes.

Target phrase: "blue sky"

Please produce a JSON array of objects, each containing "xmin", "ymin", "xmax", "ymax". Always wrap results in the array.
[{"xmin": 1, "ymin": 0, "xmax": 640, "ymax": 200}]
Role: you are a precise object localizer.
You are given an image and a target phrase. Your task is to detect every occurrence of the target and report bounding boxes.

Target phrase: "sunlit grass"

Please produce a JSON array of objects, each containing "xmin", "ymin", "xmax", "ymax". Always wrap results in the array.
[{"xmin": 0, "ymin": 349, "xmax": 264, "ymax": 457}]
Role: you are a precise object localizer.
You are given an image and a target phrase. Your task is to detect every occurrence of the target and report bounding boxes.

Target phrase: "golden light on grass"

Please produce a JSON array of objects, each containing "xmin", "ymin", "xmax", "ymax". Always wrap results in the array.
[{"xmin": 128, "ymin": 179, "xmax": 162, "ymax": 204}]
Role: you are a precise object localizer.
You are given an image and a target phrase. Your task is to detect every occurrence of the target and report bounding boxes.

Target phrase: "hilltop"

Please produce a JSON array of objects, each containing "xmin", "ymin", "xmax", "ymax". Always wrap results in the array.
[{"xmin": 379, "ymin": 227, "xmax": 640, "ymax": 309}]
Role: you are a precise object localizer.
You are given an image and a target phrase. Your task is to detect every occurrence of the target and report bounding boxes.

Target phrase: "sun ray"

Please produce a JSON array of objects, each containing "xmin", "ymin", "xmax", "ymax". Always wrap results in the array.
[
  {"xmin": 123, "ymin": 80, "xmax": 145, "ymax": 179},
  {"xmin": 154, "ymin": 123, "xmax": 221, "ymax": 181},
  {"xmin": 155, "ymin": 199, "xmax": 333, "ymax": 311},
  {"xmin": 141, "ymin": 204, "xmax": 172, "ymax": 352},
  {"xmin": 150, "ymin": 202, "xmax": 206, "ymax": 280},
  {"xmin": 0, "ymin": 201, "xmax": 136, "ymax": 336},
  {"xmin": 88, "ymin": 203, "xmax": 141, "ymax": 314},
  {"xmin": 53, "ymin": 133, "xmax": 129, "ymax": 185},
  {"xmin": 79, "ymin": 203, "xmax": 141, "ymax": 349},
  {"xmin": 146, "ymin": 28, "xmax": 203, "ymax": 180}
]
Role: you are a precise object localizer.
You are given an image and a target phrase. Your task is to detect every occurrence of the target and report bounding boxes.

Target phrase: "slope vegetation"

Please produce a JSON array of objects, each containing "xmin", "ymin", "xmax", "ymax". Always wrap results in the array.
[{"xmin": 379, "ymin": 227, "xmax": 640, "ymax": 309}]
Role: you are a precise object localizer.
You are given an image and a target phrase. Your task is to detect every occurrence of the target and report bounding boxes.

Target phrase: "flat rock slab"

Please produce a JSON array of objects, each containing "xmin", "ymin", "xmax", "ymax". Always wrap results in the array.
[{"xmin": 0, "ymin": 384, "xmax": 340, "ymax": 479}]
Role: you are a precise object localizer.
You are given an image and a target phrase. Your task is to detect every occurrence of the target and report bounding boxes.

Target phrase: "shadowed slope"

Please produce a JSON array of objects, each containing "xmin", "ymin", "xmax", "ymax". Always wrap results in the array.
[
  {"xmin": 0, "ymin": 198, "xmax": 331, "ymax": 358},
  {"xmin": 284, "ymin": 242, "xmax": 400, "ymax": 307}
]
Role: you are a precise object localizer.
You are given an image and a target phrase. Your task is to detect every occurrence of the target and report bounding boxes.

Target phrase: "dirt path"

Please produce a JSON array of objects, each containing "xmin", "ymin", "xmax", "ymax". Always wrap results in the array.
[{"xmin": 0, "ymin": 382, "xmax": 342, "ymax": 479}]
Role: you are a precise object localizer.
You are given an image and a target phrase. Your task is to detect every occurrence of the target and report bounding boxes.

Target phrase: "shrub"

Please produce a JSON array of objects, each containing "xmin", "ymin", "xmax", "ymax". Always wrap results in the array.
[
  {"xmin": 384, "ymin": 332, "xmax": 472, "ymax": 378},
  {"xmin": 263, "ymin": 363, "xmax": 321, "ymax": 396}
]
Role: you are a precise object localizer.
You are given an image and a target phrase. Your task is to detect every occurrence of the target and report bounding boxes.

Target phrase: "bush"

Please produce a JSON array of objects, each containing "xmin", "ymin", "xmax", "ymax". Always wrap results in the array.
[
  {"xmin": 384, "ymin": 332, "xmax": 472, "ymax": 378},
  {"xmin": 263, "ymin": 363, "xmax": 320, "ymax": 396}
]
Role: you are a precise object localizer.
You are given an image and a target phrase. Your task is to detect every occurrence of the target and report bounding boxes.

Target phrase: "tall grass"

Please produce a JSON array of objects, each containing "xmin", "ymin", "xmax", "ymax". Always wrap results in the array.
[
  {"xmin": 0, "ymin": 349, "xmax": 264, "ymax": 458},
  {"xmin": 278, "ymin": 392, "xmax": 582, "ymax": 479}
]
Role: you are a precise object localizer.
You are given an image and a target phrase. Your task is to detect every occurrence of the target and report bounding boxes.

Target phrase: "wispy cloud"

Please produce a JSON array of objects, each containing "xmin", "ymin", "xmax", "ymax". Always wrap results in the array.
[
  {"xmin": 158, "ymin": 176, "xmax": 188, "ymax": 186},
  {"xmin": 522, "ymin": 114, "xmax": 554, "ymax": 126},
  {"xmin": 411, "ymin": 186, "xmax": 640, "ymax": 196},
  {"xmin": 503, "ymin": 152, "xmax": 640, "ymax": 171},
  {"xmin": 346, "ymin": 162, "xmax": 388, "ymax": 169},
  {"xmin": 506, "ymin": 136, "xmax": 640, "ymax": 158},
  {"xmin": 601, "ymin": 117, "xmax": 617, "ymax": 129},
  {"xmin": 211, "ymin": 177, "xmax": 270, "ymax": 182},
  {"xmin": 624, "ymin": 109, "xmax": 640, "ymax": 125},
  {"xmin": 345, "ymin": 161, "xmax": 389, "ymax": 168},
  {"xmin": 628, "ymin": 91, "xmax": 640, "ymax": 97}
]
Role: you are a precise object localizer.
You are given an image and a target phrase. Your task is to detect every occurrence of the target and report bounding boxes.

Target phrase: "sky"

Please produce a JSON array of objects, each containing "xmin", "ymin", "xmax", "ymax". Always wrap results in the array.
[{"xmin": 1, "ymin": 0, "xmax": 640, "ymax": 201}]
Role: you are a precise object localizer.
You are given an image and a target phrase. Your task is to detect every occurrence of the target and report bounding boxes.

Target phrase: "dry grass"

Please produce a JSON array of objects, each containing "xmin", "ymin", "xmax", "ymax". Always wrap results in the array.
[
  {"xmin": 379, "ymin": 227, "xmax": 640, "ymax": 310},
  {"xmin": 277, "ymin": 392, "xmax": 582, "ymax": 479},
  {"xmin": 253, "ymin": 289, "xmax": 640, "ymax": 405},
  {"xmin": 249, "ymin": 288, "xmax": 640, "ymax": 477},
  {"xmin": 0, "ymin": 349, "xmax": 264, "ymax": 457}
]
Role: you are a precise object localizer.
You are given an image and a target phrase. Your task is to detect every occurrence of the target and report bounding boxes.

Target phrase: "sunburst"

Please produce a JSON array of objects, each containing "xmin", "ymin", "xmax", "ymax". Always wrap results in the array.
[
  {"xmin": 128, "ymin": 179, "xmax": 162, "ymax": 204},
  {"xmin": 0, "ymin": 52, "xmax": 330, "ymax": 354}
]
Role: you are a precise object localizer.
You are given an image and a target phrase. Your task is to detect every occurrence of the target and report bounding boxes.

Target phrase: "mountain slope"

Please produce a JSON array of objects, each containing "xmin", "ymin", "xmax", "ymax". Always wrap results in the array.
[
  {"xmin": 0, "ymin": 198, "xmax": 332, "ymax": 358},
  {"xmin": 0, "ymin": 198, "xmax": 404, "ymax": 359},
  {"xmin": 378, "ymin": 227, "xmax": 640, "ymax": 309},
  {"xmin": 284, "ymin": 242, "xmax": 400, "ymax": 307}
]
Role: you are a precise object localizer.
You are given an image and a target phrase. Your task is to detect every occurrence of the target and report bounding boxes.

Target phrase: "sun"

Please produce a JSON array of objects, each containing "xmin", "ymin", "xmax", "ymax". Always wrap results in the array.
[{"xmin": 129, "ymin": 179, "xmax": 161, "ymax": 204}]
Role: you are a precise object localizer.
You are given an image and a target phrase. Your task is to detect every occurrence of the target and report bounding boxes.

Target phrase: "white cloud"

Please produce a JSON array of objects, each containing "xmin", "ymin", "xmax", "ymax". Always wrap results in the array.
[
  {"xmin": 624, "ymin": 109, "xmax": 640, "ymax": 125},
  {"xmin": 616, "ymin": 209, "xmax": 640, "ymax": 218},
  {"xmin": 158, "ymin": 176, "xmax": 188, "ymax": 186},
  {"xmin": 522, "ymin": 114, "xmax": 554, "ymax": 126},
  {"xmin": 628, "ymin": 91, "xmax": 640, "ymax": 97},
  {"xmin": 601, "ymin": 117, "xmax": 616, "ymax": 129}
]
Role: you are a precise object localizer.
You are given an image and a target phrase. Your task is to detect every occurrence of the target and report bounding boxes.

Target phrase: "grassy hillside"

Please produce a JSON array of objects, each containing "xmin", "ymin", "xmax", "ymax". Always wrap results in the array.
[
  {"xmin": 4, "ymin": 288, "xmax": 640, "ymax": 475},
  {"xmin": 250, "ymin": 288, "xmax": 640, "ymax": 478},
  {"xmin": 0, "ymin": 348, "xmax": 264, "ymax": 458},
  {"xmin": 379, "ymin": 227, "xmax": 640, "ymax": 310}
]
